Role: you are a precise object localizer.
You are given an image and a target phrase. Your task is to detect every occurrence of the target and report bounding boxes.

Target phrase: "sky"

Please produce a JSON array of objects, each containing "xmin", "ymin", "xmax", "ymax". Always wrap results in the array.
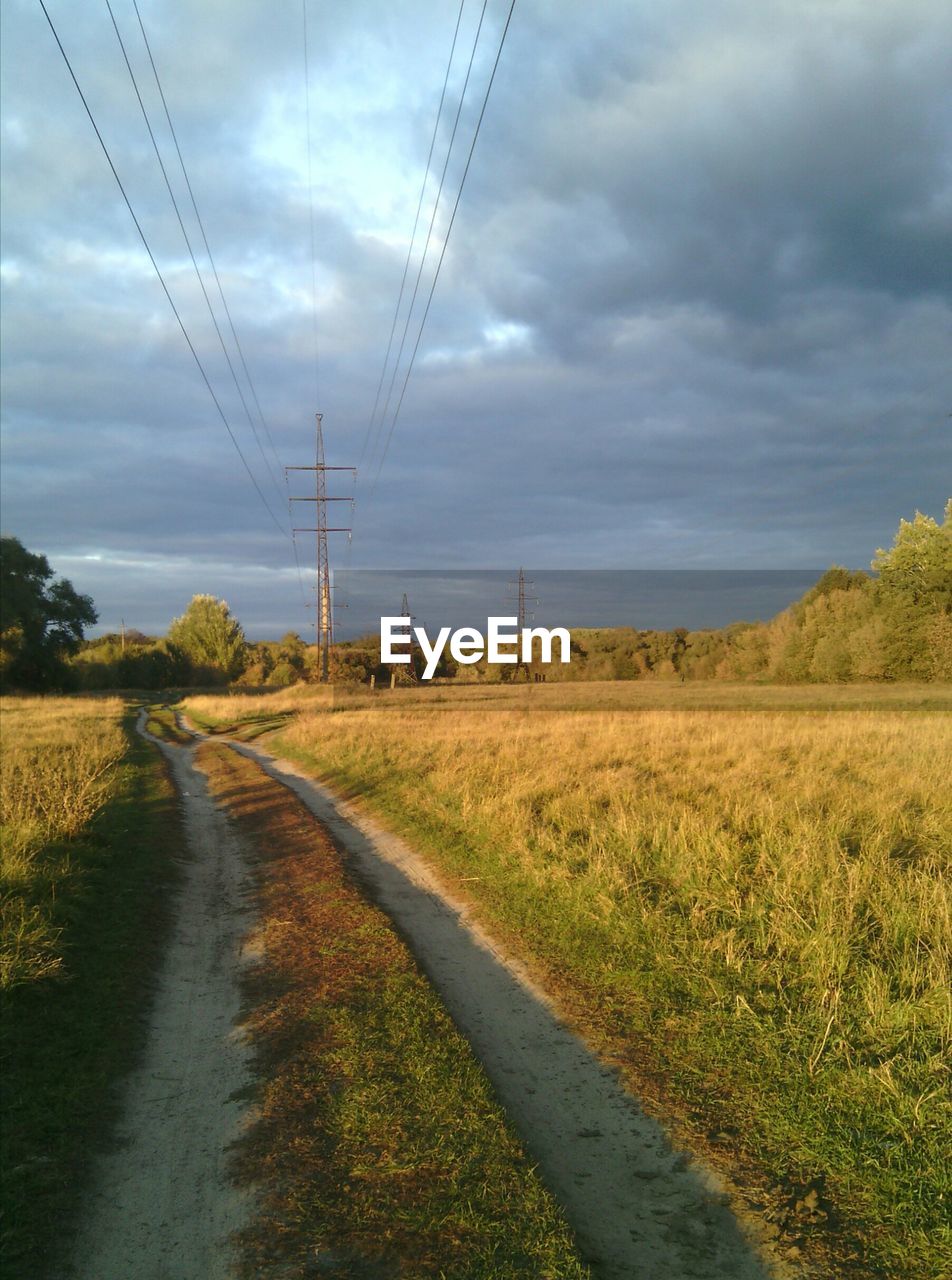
[{"xmin": 1, "ymin": 0, "xmax": 950, "ymax": 639}]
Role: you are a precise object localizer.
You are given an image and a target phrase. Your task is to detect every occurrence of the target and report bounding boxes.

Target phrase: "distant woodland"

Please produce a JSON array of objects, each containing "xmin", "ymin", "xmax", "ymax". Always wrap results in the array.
[
  {"xmin": 1, "ymin": 503, "xmax": 949, "ymax": 692},
  {"xmin": 324, "ymin": 501, "xmax": 952, "ymax": 686},
  {"xmin": 562, "ymin": 501, "xmax": 951, "ymax": 684}
]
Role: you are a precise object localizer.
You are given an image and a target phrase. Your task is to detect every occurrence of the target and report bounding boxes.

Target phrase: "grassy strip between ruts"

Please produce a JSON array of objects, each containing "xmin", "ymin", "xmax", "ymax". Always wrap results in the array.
[
  {"xmin": 207, "ymin": 692, "xmax": 950, "ymax": 1280},
  {"xmin": 145, "ymin": 702, "xmax": 194, "ymax": 745},
  {"xmin": 0, "ymin": 700, "xmax": 181, "ymax": 1278},
  {"xmin": 184, "ymin": 703, "xmax": 294, "ymax": 741},
  {"xmin": 196, "ymin": 741, "xmax": 590, "ymax": 1280}
]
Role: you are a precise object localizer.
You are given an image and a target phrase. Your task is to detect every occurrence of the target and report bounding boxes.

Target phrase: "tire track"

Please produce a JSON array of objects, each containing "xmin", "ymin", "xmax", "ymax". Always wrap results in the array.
[
  {"xmin": 66, "ymin": 713, "xmax": 255, "ymax": 1280},
  {"xmin": 184, "ymin": 720, "xmax": 785, "ymax": 1280}
]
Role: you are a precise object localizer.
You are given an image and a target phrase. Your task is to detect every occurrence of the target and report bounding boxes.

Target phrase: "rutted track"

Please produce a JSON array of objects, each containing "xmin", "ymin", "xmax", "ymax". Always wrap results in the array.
[
  {"xmin": 67, "ymin": 712, "xmax": 255, "ymax": 1280},
  {"xmin": 182, "ymin": 718, "xmax": 779, "ymax": 1280}
]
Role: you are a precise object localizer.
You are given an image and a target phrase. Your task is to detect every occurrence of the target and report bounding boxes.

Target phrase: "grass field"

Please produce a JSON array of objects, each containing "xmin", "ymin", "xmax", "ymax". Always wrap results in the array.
[
  {"xmin": 185, "ymin": 680, "xmax": 952, "ymax": 1278},
  {"xmin": 0, "ymin": 696, "xmax": 180, "ymax": 1277},
  {"xmin": 1, "ymin": 697, "xmax": 126, "ymax": 989}
]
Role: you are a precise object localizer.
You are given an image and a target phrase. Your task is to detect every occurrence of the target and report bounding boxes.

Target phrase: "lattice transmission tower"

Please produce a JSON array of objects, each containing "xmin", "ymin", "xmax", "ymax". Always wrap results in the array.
[
  {"xmin": 399, "ymin": 592, "xmax": 418, "ymax": 682},
  {"xmin": 287, "ymin": 413, "xmax": 355, "ymax": 682},
  {"xmin": 507, "ymin": 567, "xmax": 538, "ymax": 681}
]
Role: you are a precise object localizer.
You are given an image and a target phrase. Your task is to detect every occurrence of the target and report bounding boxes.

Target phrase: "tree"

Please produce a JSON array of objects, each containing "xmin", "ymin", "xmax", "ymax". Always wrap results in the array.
[
  {"xmin": 927, "ymin": 612, "xmax": 952, "ymax": 680},
  {"xmin": 0, "ymin": 536, "xmax": 97, "ymax": 690},
  {"xmin": 277, "ymin": 631, "xmax": 307, "ymax": 673},
  {"xmin": 166, "ymin": 595, "xmax": 247, "ymax": 680},
  {"xmin": 872, "ymin": 502, "xmax": 952, "ymax": 678},
  {"xmin": 329, "ymin": 645, "xmax": 377, "ymax": 684},
  {"xmin": 797, "ymin": 566, "xmax": 870, "ymax": 615},
  {"xmin": 873, "ymin": 502, "xmax": 952, "ymax": 609},
  {"xmin": 720, "ymin": 622, "xmax": 770, "ymax": 680}
]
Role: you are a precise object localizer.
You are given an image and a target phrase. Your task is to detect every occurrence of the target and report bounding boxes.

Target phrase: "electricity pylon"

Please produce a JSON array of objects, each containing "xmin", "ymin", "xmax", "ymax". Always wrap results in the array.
[
  {"xmin": 507, "ymin": 567, "xmax": 538, "ymax": 680},
  {"xmin": 399, "ymin": 592, "xmax": 418, "ymax": 682},
  {"xmin": 286, "ymin": 412, "xmax": 355, "ymax": 682}
]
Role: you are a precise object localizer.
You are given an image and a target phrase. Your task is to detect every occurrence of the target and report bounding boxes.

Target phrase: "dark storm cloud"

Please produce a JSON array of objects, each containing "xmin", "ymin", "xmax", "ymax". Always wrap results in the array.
[{"xmin": 1, "ymin": 0, "xmax": 950, "ymax": 639}]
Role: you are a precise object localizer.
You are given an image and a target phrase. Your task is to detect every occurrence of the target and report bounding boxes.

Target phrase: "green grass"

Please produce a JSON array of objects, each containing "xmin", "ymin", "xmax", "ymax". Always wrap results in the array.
[
  {"xmin": 184, "ymin": 704, "xmax": 293, "ymax": 740},
  {"xmin": 0, "ymin": 705, "xmax": 181, "ymax": 1278},
  {"xmin": 307, "ymin": 972, "xmax": 589, "ymax": 1278},
  {"xmin": 144, "ymin": 703, "xmax": 193, "ymax": 745}
]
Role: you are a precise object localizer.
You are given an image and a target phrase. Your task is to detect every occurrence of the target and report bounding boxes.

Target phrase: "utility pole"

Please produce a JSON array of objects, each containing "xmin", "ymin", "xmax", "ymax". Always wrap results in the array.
[
  {"xmin": 286, "ymin": 413, "xmax": 355, "ymax": 683},
  {"xmin": 399, "ymin": 592, "xmax": 418, "ymax": 683},
  {"xmin": 507, "ymin": 568, "xmax": 538, "ymax": 681}
]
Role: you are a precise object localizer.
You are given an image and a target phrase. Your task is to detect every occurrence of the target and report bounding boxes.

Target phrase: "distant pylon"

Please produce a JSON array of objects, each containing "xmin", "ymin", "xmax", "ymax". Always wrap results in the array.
[
  {"xmin": 399, "ymin": 592, "xmax": 418, "ymax": 682},
  {"xmin": 506, "ymin": 567, "xmax": 538, "ymax": 681},
  {"xmin": 286, "ymin": 413, "xmax": 355, "ymax": 682}
]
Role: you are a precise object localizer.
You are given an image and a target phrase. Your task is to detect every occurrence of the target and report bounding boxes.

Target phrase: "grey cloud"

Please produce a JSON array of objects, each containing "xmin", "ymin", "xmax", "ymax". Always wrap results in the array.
[
  {"xmin": 1, "ymin": 0, "xmax": 950, "ymax": 640},
  {"xmin": 463, "ymin": 2, "xmax": 952, "ymax": 328}
]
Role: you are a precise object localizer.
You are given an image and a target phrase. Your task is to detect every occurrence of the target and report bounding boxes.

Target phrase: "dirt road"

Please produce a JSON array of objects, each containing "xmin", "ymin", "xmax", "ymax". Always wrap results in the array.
[
  {"xmin": 67, "ymin": 713, "xmax": 255, "ymax": 1280},
  {"xmin": 208, "ymin": 729, "xmax": 779, "ymax": 1280}
]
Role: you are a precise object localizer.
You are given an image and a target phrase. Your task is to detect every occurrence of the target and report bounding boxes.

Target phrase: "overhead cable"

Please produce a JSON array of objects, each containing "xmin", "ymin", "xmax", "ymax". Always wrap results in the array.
[
  {"xmin": 372, "ymin": 0, "xmax": 518, "ymax": 488},
  {"xmin": 359, "ymin": 0, "xmax": 468, "ymax": 468},
  {"xmin": 37, "ymin": 0, "xmax": 288, "ymax": 538},
  {"xmin": 367, "ymin": 0, "xmax": 491, "ymax": 476},
  {"xmin": 131, "ymin": 0, "xmax": 286, "ymax": 483},
  {"xmin": 105, "ymin": 0, "xmax": 288, "ymax": 516},
  {"xmin": 302, "ymin": 0, "xmax": 320, "ymax": 405}
]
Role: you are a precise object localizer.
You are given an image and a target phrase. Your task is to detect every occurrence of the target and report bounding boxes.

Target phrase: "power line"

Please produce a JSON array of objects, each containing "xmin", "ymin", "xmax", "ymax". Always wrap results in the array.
[
  {"xmin": 372, "ymin": 0, "xmax": 517, "ymax": 488},
  {"xmin": 302, "ymin": 0, "xmax": 320, "ymax": 405},
  {"xmin": 366, "ymin": 0, "xmax": 491, "ymax": 476},
  {"xmin": 130, "ymin": 0, "xmax": 286, "ymax": 484},
  {"xmin": 291, "ymin": 510, "xmax": 308, "ymax": 605},
  {"xmin": 105, "ymin": 0, "xmax": 287, "ymax": 516},
  {"xmin": 359, "ymin": 0, "xmax": 468, "ymax": 469},
  {"xmin": 36, "ymin": 0, "xmax": 287, "ymax": 539}
]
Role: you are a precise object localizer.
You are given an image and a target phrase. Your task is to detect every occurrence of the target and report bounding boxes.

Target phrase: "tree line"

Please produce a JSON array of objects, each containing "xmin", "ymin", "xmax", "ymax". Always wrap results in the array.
[
  {"xmin": 0, "ymin": 565, "xmax": 312, "ymax": 693},
  {"xmin": 1, "ymin": 502, "xmax": 949, "ymax": 692},
  {"xmin": 71, "ymin": 596, "xmax": 315, "ymax": 692},
  {"xmin": 510, "ymin": 503, "xmax": 951, "ymax": 683}
]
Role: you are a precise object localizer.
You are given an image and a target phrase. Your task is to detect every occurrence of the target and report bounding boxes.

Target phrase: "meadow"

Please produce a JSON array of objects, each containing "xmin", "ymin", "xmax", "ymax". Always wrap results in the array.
[
  {"xmin": 0, "ymin": 696, "xmax": 179, "ymax": 1275},
  {"xmin": 186, "ymin": 680, "xmax": 952, "ymax": 1277},
  {"xmin": 1, "ymin": 697, "xmax": 126, "ymax": 988}
]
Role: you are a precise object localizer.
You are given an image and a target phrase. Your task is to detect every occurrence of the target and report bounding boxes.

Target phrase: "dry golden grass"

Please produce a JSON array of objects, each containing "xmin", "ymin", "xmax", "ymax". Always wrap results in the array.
[
  {"xmin": 2, "ymin": 699, "xmax": 180, "ymax": 1277},
  {"xmin": 279, "ymin": 700, "xmax": 951, "ymax": 1045},
  {"xmin": 190, "ymin": 678, "xmax": 952, "ymax": 718},
  {"xmin": 189, "ymin": 686, "xmax": 952, "ymax": 1051},
  {"xmin": 0, "ymin": 696, "xmax": 126, "ymax": 987},
  {"xmin": 186, "ymin": 683, "xmax": 336, "ymax": 723}
]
